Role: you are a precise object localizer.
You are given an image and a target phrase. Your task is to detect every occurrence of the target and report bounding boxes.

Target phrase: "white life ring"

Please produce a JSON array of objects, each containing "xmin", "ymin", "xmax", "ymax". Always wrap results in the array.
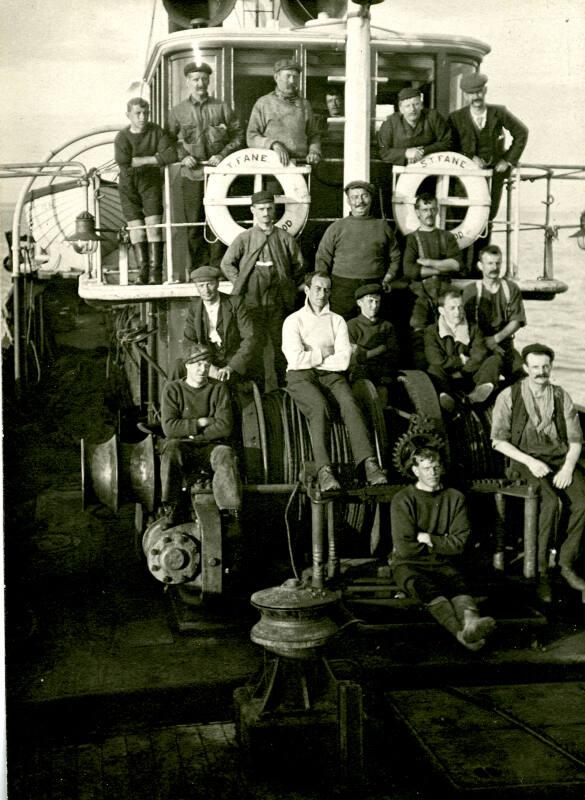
[
  {"xmin": 392, "ymin": 152, "xmax": 491, "ymax": 249},
  {"xmin": 204, "ymin": 148, "xmax": 311, "ymax": 246}
]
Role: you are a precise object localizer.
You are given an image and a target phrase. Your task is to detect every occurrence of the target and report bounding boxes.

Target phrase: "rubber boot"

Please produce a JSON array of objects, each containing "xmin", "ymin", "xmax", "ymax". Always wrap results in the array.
[
  {"xmin": 210, "ymin": 445, "xmax": 243, "ymax": 512},
  {"xmin": 427, "ymin": 596, "xmax": 485, "ymax": 652},
  {"xmin": 148, "ymin": 241, "xmax": 164, "ymax": 285},
  {"xmin": 451, "ymin": 595, "xmax": 496, "ymax": 647},
  {"xmin": 132, "ymin": 241, "xmax": 149, "ymax": 284}
]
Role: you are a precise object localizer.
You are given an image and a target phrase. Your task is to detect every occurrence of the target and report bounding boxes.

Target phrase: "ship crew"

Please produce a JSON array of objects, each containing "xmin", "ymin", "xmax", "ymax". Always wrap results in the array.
[
  {"xmin": 347, "ymin": 283, "xmax": 400, "ymax": 387},
  {"xmin": 315, "ymin": 180, "xmax": 401, "ymax": 319},
  {"xmin": 449, "ymin": 73, "xmax": 528, "ymax": 262},
  {"xmin": 281, "ymin": 271, "xmax": 388, "ymax": 493},
  {"xmin": 424, "ymin": 286, "xmax": 501, "ymax": 408},
  {"xmin": 462, "ymin": 244, "xmax": 526, "ymax": 380},
  {"xmin": 181, "ymin": 266, "xmax": 257, "ymax": 384},
  {"xmin": 491, "ymin": 343, "xmax": 585, "ymax": 596},
  {"xmin": 391, "ymin": 446, "xmax": 496, "ymax": 651},
  {"xmin": 404, "ymin": 193, "xmax": 463, "ymax": 368},
  {"xmin": 377, "ymin": 87, "xmax": 452, "ymax": 167},
  {"xmin": 114, "ymin": 98, "xmax": 176, "ymax": 284},
  {"xmin": 220, "ymin": 190, "xmax": 305, "ymax": 388},
  {"xmin": 160, "ymin": 344, "xmax": 242, "ymax": 525},
  {"xmin": 246, "ymin": 59, "xmax": 321, "ymax": 167},
  {"xmin": 167, "ymin": 62, "xmax": 243, "ymax": 272}
]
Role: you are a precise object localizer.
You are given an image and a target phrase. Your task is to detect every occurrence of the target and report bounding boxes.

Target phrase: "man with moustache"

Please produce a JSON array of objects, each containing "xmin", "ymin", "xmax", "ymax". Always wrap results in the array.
[
  {"xmin": 315, "ymin": 180, "xmax": 401, "ymax": 319},
  {"xmin": 449, "ymin": 73, "xmax": 528, "ymax": 257},
  {"xmin": 246, "ymin": 59, "xmax": 321, "ymax": 167},
  {"xmin": 377, "ymin": 87, "xmax": 452, "ymax": 167},
  {"xmin": 168, "ymin": 61, "xmax": 243, "ymax": 270},
  {"xmin": 491, "ymin": 343, "xmax": 585, "ymax": 596}
]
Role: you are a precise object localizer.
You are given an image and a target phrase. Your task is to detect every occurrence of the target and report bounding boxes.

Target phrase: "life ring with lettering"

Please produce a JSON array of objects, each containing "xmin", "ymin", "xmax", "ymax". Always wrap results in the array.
[
  {"xmin": 392, "ymin": 152, "xmax": 491, "ymax": 249},
  {"xmin": 204, "ymin": 148, "xmax": 311, "ymax": 245}
]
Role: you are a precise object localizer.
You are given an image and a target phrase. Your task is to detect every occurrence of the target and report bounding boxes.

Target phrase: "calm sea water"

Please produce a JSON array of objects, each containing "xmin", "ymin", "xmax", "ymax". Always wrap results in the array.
[{"xmin": 2, "ymin": 203, "xmax": 585, "ymax": 403}]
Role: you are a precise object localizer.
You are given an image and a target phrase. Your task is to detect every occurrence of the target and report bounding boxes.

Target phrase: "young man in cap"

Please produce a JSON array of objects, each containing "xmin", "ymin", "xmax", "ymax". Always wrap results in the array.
[
  {"xmin": 377, "ymin": 87, "xmax": 452, "ymax": 167},
  {"xmin": 391, "ymin": 446, "xmax": 496, "ymax": 651},
  {"xmin": 491, "ymin": 343, "xmax": 585, "ymax": 596},
  {"xmin": 282, "ymin": 271, "xmax": 388, "ymax": 493},
  {"xmin": 449, "ymin": 73, "xmax": 528, "ymax": 257},
  {"xmin": 167, "ymin": 62, "xmax": 243, "ymax": 271},
  {"xmin": 160, "ymin": 344, "xmax": 242, "ymax": 524},
  {"xmin": 347, "ymin": 283, "xmax": 400, "ymax": 386},
  {"xmin": 182, "ymin": 265, "xmax": 257, "ymax": 383},
  {"xmin": 424, "ymin": 286, "xmax": 501, "ymax": 408},
  {"xmin": 404, "ymin": 193, "xmax": 463, "ymax": 368},
  {"xmin": 114, "ymin": 98, "xmax": 177, "ymax": 284},
  {"xmin": 246, "ymin": 59, "xmax": 321, "ymax": 167},
  {"xmin": 220, "ymin": 190, "xmax": 304, "ymax": 388},
  {"xmin": 315, "ymin": 180, "xmax": 401, "ymax": 319},
  {"xmin": 462, "ymin": 244, "xmax": 526, "ymax": 381}
]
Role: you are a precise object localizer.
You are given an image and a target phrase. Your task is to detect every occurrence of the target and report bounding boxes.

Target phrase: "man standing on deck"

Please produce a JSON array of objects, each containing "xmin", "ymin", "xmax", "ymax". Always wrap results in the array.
[
  {"xmin": 449, "ymin": 73, "xmax": 528, "ymax": 262},
  {"xmin": 462, "ymin": 244, "xmax": 526, "ymax": 381},
  {"xmin": 246, "ymin": 59, "xmax": 321, "ymax": 167},
  {"xmin": 220, "ymin": 190, "xmax": 305, "ymax": 388},
  {"xmin": 282, "ymin": 271, "xmax": 388, "ymax": 493},
  {"xmin": 377, "ymin": 88, "xmax": 452, "ymax": 168},
  {"xmin": 167, "ymin": 62, "xmax": 243, "ymax": 270},
  {"xmin": 315, "ymin": 181, "xmax": 401, "ymax": 319},
  {"xmin": 491, "ymin": 343, "xmax": 585, "ymax": 596}
]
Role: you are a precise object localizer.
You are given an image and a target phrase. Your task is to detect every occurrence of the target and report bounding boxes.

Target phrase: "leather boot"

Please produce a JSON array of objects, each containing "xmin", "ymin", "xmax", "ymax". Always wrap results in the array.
[
  {"xmin": 210, "ymin": 445, "xmax": 243, "ymax": 512},
  {"xmin": 427, "ymin": 596, "xmax": 485, "ymax": 652},
  {"xmin": 148, "ymin": 241, "xmax": 164, "ymax": 285},
  {"xmin": 451, "ymin": 594, "xmax": 496, "ymax": 646},
  {"xmin": 132, "ymin": 241, "xmax": 149, "ymax": 284}
]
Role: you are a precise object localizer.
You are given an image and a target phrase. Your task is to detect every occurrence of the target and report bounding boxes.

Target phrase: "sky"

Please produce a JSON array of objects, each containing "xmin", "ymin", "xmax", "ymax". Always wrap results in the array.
[{"xmin": 1, "ymin": 0, "xmax": 584, "ymax": 210}]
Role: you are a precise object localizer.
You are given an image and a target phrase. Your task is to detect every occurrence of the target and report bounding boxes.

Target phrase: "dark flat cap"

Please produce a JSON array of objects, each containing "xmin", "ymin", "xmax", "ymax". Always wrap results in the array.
[
  {"xmin": 185, "ymin": 344, "xmax": 213, "ymax": 364},
  {"xmin": 355, "ymin": 283, "xmax": 383, "ymax": 301},
  {"xmin": 460, "ymin": 72, "xmax": 488, "ymax": 93},
  {"xmin": 251, "ymin": 190, "xmax": 275, "ymax": 205},
  {"xmin": 274, "ymin": 58, "xmax": 301, "ymax": 73},
  {"xmin": 190, "ymin": 265, "xmax": 221, "ymax": 282},
  {"xmin": 397, "ymin": 86, "xmax": 422, "ymax": 103},
  {"xmin": 521, "ymin": 342, "xmax": 555, "ymax": 362},
  {"xmin": 184, "ymin": 61, "xmax": 212, "ymax": 76},
  {"xmin": 344, "ymin": 180, "xmax": 375, "ymax": 195}
]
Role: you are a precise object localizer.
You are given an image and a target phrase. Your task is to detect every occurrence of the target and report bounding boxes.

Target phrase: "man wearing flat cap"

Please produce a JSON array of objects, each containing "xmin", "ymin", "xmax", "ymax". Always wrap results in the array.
[
  {"xmin": 246, "ymin": 59, "xmax": 321, "ymax": 167},
  {"xmin": 491, "ymin": 342, "xmax": 585, "ymax": 598},
  {"xmin": 167, "ymin": 61, "xmax": 243, "ymax": 270},
  {"xmin": 449, "ymin": 73, "xmax": 528, "ymax": 256},
  {"xmin": 377, "ymin": 87, "xmax": 452, "ymax": 167},
  {"xmin": 220, "ymin": 190, "xmax": 305, "ymax": 388},
  {"xmin": 347, "ymin": 283, "xmax": 400, "ymax": 386},
  {"xmin": 160, "ymin": 343, "xmax": 242, "ymax": 525},
  {"xmin": 315, "ymin": 180, "xmax": 401, "ymax": 319},
  {"xmin": 181, "ymin": 265, "xmax": 257, "ymax": 383}
]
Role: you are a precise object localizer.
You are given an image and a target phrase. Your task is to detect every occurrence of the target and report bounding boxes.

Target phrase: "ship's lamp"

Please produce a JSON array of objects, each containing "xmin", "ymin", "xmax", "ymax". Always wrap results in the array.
[{"xmin": 66, "ymin": 211, "xmax": 103, "ymax": 254}]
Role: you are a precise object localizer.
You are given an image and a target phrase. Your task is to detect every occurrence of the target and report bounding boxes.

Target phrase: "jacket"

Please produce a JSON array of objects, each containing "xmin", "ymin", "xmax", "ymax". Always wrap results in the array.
[{"xmin": 448, "ymin": 104, "xmax": 528, "ymax": 167}]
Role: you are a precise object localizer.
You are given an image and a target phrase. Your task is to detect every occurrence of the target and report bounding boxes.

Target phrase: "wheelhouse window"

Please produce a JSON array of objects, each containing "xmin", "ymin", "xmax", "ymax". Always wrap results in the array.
[
  {"xmin": 168, "ymin": 51, "xmax": 222, "ymax": 109},
  {"xmin": 449, "ymin": 60, "xmax": 478, "ymax": 111},
  {"xmin": 374, "ymin": 52, "xmax": 436, "ymax": 130},
  {"xmin": 232, "ymin": 47, "xmax": 299, "ymax": 132}
]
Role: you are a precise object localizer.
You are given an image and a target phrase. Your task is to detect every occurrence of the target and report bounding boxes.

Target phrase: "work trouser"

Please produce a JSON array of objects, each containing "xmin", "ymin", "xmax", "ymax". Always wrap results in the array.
[
  {"xmin": 160, "ymin": 439, "xmax": 219, "ymax": 503},
  {"xmin": 508, "ymin": 459, "xmax": 585, "ymax": 574},
  {"xmin": 427, "ymin": 352, "xmax": 502, "ymax": 396},
  {"xmin": 285, "ymin": 369, "xmax": 375, "ymax": 471},
  {"xmin": 248, "ymin": 304, "xmax": 287, "ymax": 388},
  {"xmin": 181, "ymin": 178, "xmax": 225, "ymax": 268}
]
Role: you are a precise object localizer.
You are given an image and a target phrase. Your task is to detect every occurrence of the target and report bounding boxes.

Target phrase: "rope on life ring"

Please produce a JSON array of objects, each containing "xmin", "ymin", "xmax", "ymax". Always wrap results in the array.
[
  {"xmin": 204, "ymin": 147, "xmax": 311, "ymax": 246},
  {"xmin": 392, "ymin": 152, "xmax": 492, "ymax": 249}
]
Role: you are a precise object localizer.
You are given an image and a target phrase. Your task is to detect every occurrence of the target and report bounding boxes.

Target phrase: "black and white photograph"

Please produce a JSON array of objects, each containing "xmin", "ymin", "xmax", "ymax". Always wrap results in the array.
[{"xmin": 2, "ymin": 1, "xmax": 585, "ymax": 797}]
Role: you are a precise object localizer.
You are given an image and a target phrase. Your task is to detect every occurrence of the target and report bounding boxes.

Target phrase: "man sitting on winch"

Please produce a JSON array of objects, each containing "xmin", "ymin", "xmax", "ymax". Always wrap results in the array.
[
  {"xmin": 281, "ymin": 271, "xmax": 388, "ymax": 493},
  {"xmin": 391, "ymin": 446, "xmax": 496, "ymax": 651},
  {"xmin": 114, "ymin": 97, "xmax": 177, "ymax": 284},
  {"xmin": 347, "ymin": 283, "xmax": 400, "ymax": 394},
  {"xmin": 160, "ymin": 344, "xmax": 242, "ymax": 526},
  {"xmin": 491, "ymin": 343, "xmax": 585, "ymax": 597}
]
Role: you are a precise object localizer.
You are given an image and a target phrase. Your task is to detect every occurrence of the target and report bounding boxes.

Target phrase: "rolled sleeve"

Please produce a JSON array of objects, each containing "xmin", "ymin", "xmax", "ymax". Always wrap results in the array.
[{"xmin": 490, "ymin": 387, "xmax": 513, "ymax": 443}]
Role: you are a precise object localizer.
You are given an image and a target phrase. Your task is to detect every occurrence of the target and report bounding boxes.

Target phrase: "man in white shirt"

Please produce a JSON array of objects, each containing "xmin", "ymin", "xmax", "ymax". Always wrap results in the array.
[{"xmin": 282, "ymin": 271, "xmax": 388, "ymax": 492}]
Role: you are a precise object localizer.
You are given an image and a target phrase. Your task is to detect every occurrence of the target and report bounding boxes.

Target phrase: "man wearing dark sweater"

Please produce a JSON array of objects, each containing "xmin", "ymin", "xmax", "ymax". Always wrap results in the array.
[
  {"xmin": 160, "ymin": 344, "xmax": 242, "ymax": 522},
  {"xmin": 347, "ymin": 283, "xmax": 400, "ymax": 385},
  {"xmin": 114, "ymin": 97, "xmax": 177, "ymax": 284},
  {"xmin": 315, "ymin": 180, "xmax": 401, "ymax": 319},
  {"xmin": 391, "ymin": 447, "xmax": 496, "ymax": 650}
]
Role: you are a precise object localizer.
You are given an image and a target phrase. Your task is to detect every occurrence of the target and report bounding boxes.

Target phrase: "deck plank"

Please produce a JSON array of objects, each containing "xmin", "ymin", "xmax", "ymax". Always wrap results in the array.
[
  {"xmin": 76, "ymin": 742, "xmax": 104, "ymax": 800},
  {"xmin": 101, "ymin": 735, "xmax": 130, "ymax": 799},
  {"xmin": 150, "ymin": 727, "xmax": 184, "ymax": 800},
  {"xmin": 49, "ymin": 745, "xmax": 78, "ymax": 800},
  {"xmin": 125, "ymin": 732, "xmax": 160, "ymax": 800}
]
